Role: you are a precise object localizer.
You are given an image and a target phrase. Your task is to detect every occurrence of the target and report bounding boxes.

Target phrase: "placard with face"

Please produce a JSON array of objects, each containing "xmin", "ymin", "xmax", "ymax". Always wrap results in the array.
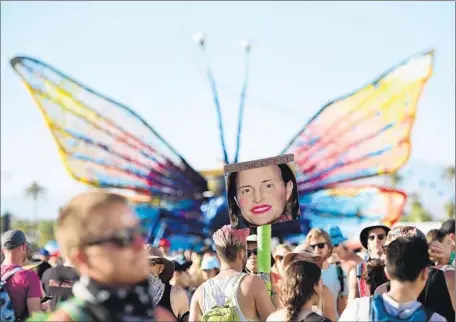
[{"xmin": 224, "ymin": 154, "xmax": 301, "ymax": 230}]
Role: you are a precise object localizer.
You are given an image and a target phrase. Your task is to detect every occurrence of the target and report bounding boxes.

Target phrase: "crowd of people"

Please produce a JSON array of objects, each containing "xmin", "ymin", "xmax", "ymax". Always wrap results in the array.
[{"xmin": 1, "ymin": 190, "xmax": 455, "ymax": 321}]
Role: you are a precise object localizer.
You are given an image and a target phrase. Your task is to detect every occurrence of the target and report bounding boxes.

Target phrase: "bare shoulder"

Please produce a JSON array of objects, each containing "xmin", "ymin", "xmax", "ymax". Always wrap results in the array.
[
  {"xmin": 191, "ymin": 284, "xmax": 203, "ymax": 303},
  {"xmin": 171, "ymin": 285, "xmax": 186, "ymax": 296},
  {"xmin": 242, "ymin": 273, "xmax": 264, "ymax": 286},
  {"xmin": 155, "ymin": 306, "xmax": 178, "ymax": 322},
  {"xmin": 444, "ymin": 269, "xmax": 455, "ymax": 280},
  {"xmin": 239, "ymin": 274, "xmax": 267, "ymax": 297},
  {"xmin": 46, "ymin": 309, "xmax": 74, "ymax": 322}
]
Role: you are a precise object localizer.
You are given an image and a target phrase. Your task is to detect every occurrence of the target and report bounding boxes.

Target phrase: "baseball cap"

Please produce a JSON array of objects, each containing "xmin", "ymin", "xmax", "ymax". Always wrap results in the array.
[
  {"xmin": 328, "ymin": 226, "xmax": 348, "ymax": 246},
  {"xmin": 39, "ymin": 248, "xmax": 50, "ymax": 256},
  {"xmin": 1, "ymin": 229, "xmax": 29, "ymax": 250},
  {"xmin": 201, "ymin": 256, "xmax": 220, "ymax": 271},
  {"xmin": 159, "ymin": 238, "xmax": 171, "ymax": 248},
  {"xmin": 246, "ymin": 234, "xmax": 258, "ymax": 243}
]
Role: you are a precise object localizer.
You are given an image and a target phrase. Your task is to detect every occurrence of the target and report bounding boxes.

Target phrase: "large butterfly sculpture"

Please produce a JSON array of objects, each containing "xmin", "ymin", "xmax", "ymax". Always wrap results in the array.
[{"xmin": 10, "ymin": 39, "xmax": 434, "ymax": 245}]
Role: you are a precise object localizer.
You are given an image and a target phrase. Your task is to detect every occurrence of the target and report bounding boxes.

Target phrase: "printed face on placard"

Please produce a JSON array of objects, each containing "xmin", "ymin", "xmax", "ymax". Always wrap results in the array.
[{"xmin": 225, "ymin": 155, "xmax": 300, "ymax": 229}]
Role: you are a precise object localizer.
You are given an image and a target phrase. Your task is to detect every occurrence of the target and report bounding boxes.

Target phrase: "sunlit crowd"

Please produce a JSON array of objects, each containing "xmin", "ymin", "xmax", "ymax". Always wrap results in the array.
[{"xmin": 1, "ymin": 191, "xmax": 455, "ymax": 321}]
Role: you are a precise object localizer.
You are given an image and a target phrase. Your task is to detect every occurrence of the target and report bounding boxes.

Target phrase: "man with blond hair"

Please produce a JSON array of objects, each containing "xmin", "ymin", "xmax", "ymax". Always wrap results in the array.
[
  {"xmin": 305, "ymin": 228, "xmax": 348, "ymax": 317},
  {"xmin": 30, "ymin": 191, "xmax": 175, "ymax": 322},
  {"xmin": 189, "ymin": 225, "xmax": 275, "ymax": 322}
]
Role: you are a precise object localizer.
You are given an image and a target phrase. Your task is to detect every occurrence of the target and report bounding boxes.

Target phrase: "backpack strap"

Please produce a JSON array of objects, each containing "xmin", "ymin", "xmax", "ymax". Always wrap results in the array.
[
  {"xmin": 204, "ymin": 273, "xmax": 246, "ymax": 308},
  {"xmin": 356, "ymin": 262, "xmax": 364, "ymax": 296},
  {"xmin": 423, "ymin": 306, "xmax": 434, "ymax": 321},
  {"xmin": 1, "ymin": 267, "xmax": 23, "ymax": 282},
  {"xmin": 335, "ymin": 263, "xmax": 345, "ymax": 295},
  {"xmin": 226, "ymin": 273, "xmax": 246, "ymax": 304},
  {"xmin": 368, "ymin": 295, "xmax": 374, "ymax": 321}
]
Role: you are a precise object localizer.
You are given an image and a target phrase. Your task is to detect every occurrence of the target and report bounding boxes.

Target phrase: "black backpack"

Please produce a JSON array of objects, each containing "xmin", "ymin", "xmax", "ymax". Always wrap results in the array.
[{"xmin": 301, "ymin": 312, "xmax": 332, "ymax": 322}]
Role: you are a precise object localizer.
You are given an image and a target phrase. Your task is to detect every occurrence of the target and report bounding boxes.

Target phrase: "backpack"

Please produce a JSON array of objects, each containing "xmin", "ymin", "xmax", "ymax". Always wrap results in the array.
[
  {"xmin": 1, "ymin": 267, "xmax": 22, "ymax": 321},
  {"xmin": 356, "ymin": 262, "xmax": 369, "ymax": 297},
  {"xmin": 335, "ymin": 262, "xmax": 345, "ymax": 296},
  {"xmin": 370, "ymin": 294, "xmax": 434, "ymax": 321},
  {"xmin": 301, "ymin": 312, "xmax": 332, "ymax": 322},
  {"xmin": 202, "ymin": 274, "xmax": 245, "ymax": 322}
]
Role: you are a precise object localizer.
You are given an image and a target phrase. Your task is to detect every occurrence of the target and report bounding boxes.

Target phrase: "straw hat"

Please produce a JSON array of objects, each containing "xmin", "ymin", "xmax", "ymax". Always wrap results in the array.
[{"xmin": 283, "ymin": 244, "xmax": 321, "ymax": 268}]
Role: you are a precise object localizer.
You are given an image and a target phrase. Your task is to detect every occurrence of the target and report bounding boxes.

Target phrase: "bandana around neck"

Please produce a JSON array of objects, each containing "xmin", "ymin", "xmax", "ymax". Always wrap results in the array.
[
  {"xmin": 72, "ymin": 276, "xmax": 156, "ymax": 322},
  {"xmin": 148, "ymin": 274, "xmax": 165, "ymax": 308}
]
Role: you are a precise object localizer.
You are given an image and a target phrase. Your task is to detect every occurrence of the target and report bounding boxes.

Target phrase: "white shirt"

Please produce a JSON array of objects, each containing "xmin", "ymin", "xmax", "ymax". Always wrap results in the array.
[{"xmin": 339, "ymin": 293, "xmax": 447, "ymax": 321}]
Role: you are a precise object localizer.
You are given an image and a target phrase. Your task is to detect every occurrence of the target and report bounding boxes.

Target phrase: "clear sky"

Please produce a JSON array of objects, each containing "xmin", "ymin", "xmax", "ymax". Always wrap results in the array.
[{"xmin": 1, "ymin": 1, "xmax": 454, "ymax": 220}]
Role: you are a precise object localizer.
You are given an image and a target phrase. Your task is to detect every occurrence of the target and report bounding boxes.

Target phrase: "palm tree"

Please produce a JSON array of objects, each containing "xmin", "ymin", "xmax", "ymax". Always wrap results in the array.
[
  {"xmin": 442, "ymin": 166, "xmax": 455, "ymax": 182},
  {"xmin": 25, "ymin": 181, "xmax": 46, "ymax": 241},
  {"xmin": 404, "ymin": 193, "xmax": 432, "ymax": 222},
  {"xmin": 389, "ymin": 172, "xmax": 403, "ymax": 189},
  {"xmin": 442, "ymin": 166, "xmax": 455, "ymax": 220},
  {"xmin": 445, "ymin": 202, "xmax": 455, "ymax": 219}
]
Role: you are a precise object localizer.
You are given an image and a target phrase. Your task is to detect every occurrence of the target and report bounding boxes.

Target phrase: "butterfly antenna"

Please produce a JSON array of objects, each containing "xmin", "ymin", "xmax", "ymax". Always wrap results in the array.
[
  {"xmin": 233, "ymin": 40, "xmax": 251, "ymax": 163},
  {"xmin": 193, "ymin": 32, "xmax": 229, "ymax": 165}
]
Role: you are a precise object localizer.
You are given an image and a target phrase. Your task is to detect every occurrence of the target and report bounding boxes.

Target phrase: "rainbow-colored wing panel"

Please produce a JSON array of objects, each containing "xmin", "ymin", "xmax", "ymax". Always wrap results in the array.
[
  {"xmin": 300, "ymin": 185, "xmax": 406, "ymax": 226},
  {"xmin": 11, "ymin": 57, "xmax": 207, "ymax": 212},
  {"xmin": 282, "ymin": 51, "xmax": 434, "ymax": 193}
]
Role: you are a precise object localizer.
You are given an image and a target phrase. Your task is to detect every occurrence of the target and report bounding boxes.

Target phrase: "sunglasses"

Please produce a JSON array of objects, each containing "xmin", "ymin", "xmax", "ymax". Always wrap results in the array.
[
  {"xmin": 309, "ymin": 243, "xmax": 327, "ymax": 250},
  {"xmin": 247, "ymin": 249, "xmax": 257, "ymax": 257},
  {"xmin": 82, "ymin": 226, "xmax": 144, "ymax": 248},
  {"xmin": 368, "ymin": 234, "xmax": 386, "ymax": 242},
  {"xmin": 150, "ymin": 260, "xmax": 162, "ymax": 267}
]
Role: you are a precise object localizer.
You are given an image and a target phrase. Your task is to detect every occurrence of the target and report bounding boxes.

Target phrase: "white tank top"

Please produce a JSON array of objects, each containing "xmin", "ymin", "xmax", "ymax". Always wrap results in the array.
[{"xmin": 201, "ymin": 272, "xmax": 258, "ymax": 322}]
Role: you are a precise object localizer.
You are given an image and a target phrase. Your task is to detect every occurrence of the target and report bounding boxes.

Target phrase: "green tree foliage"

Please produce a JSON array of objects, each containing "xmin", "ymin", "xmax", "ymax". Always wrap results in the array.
[
  {"xmin": 389, "ymin": 172, "xmax": 403, "ymax": 189},
  {"xmin": 445, "ymin": 201, "xmax": 455, "ymax": 220},
  {"xmin": 442, "ymin": 165, "xmax": 455, "ymax": 220},
  {"xmin": 7, "ymin": 216, "xmax": 55, "ymax": 248},
  {"xmin": 402, "ymin": 193, "xmax": 433, "ymax": 222},
  {"xmin": 37, "ymin": 220, "xmax": 55, "ymax": 247},
  {"xmin": 25, "ymin": 181, "xmax": 47, "ymax": 242}
]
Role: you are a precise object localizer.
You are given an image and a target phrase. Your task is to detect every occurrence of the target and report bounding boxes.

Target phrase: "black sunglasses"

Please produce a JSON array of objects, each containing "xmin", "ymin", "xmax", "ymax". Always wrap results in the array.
[
  {"xmin": 150, "ymin": 260, "xmax": 162, "ymax": 266},
  {"xmin": 309, "ymin": 243, "xmax": 327, "ymax": 250},
  {"xmin": 82, "ymin": 226, "xmax": 144, "ymax": 248},
  {"xmin": 368, "ymin": 234, "xmax": 386, "ymax": 242},
  {"xmin": 247, "ymin": 249, "xmax": 257, "ymax": 256}
]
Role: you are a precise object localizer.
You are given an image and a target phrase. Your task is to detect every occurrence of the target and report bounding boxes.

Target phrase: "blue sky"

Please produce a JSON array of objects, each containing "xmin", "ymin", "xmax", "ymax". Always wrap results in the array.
[{"xmin": 1, "ymin": 1, "xmax": 454, "ymax": 220}]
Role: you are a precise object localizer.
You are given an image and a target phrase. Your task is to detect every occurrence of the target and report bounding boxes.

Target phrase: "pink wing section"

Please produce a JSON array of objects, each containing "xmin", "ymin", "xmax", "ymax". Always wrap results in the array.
[{"xmin": 283, "ymin": 51, "xmax": 434, "ymax": 193}]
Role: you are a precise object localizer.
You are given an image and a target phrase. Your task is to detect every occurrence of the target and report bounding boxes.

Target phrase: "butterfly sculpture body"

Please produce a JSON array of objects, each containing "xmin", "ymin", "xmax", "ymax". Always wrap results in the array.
[{"xmin": 10, "ymin": 48, "xmax": 434, "ymax": 246}]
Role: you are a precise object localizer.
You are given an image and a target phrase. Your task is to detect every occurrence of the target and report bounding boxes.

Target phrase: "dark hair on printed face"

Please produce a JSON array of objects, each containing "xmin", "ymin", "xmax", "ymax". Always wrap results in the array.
[
  {"xmin": 226, "ymin": 163, "xmax": 300, "ymax": 229},
  {"xmin": 385, "ymin": 236, "xmax": 430, "ymax": 283}
]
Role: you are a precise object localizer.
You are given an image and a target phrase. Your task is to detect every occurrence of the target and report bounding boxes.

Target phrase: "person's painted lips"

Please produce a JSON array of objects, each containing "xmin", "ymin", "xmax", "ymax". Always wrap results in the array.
[{"xmin": 250, "ymin": 204, "xmax": 272, "ymax": 215}]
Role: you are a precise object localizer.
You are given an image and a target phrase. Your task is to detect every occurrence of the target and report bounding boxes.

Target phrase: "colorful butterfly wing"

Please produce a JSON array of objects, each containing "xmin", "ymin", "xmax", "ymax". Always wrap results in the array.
[
  {"xmin": 11, "ymin": 56, "xmax": 208, "ymax": 212},
  {"xmin": 299, "ymin": 185, "xmax": 406, "ymax": 227},
  {"xmin": 282, "ymin": 50, "xmax": 434, "ymax": 193}
]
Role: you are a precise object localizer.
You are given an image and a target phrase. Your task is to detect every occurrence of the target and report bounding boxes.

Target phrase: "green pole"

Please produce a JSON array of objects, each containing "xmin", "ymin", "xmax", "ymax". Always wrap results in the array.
[{"xmin": 257, "ymin": 224, "xmax": 271, "ymax": 295}]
